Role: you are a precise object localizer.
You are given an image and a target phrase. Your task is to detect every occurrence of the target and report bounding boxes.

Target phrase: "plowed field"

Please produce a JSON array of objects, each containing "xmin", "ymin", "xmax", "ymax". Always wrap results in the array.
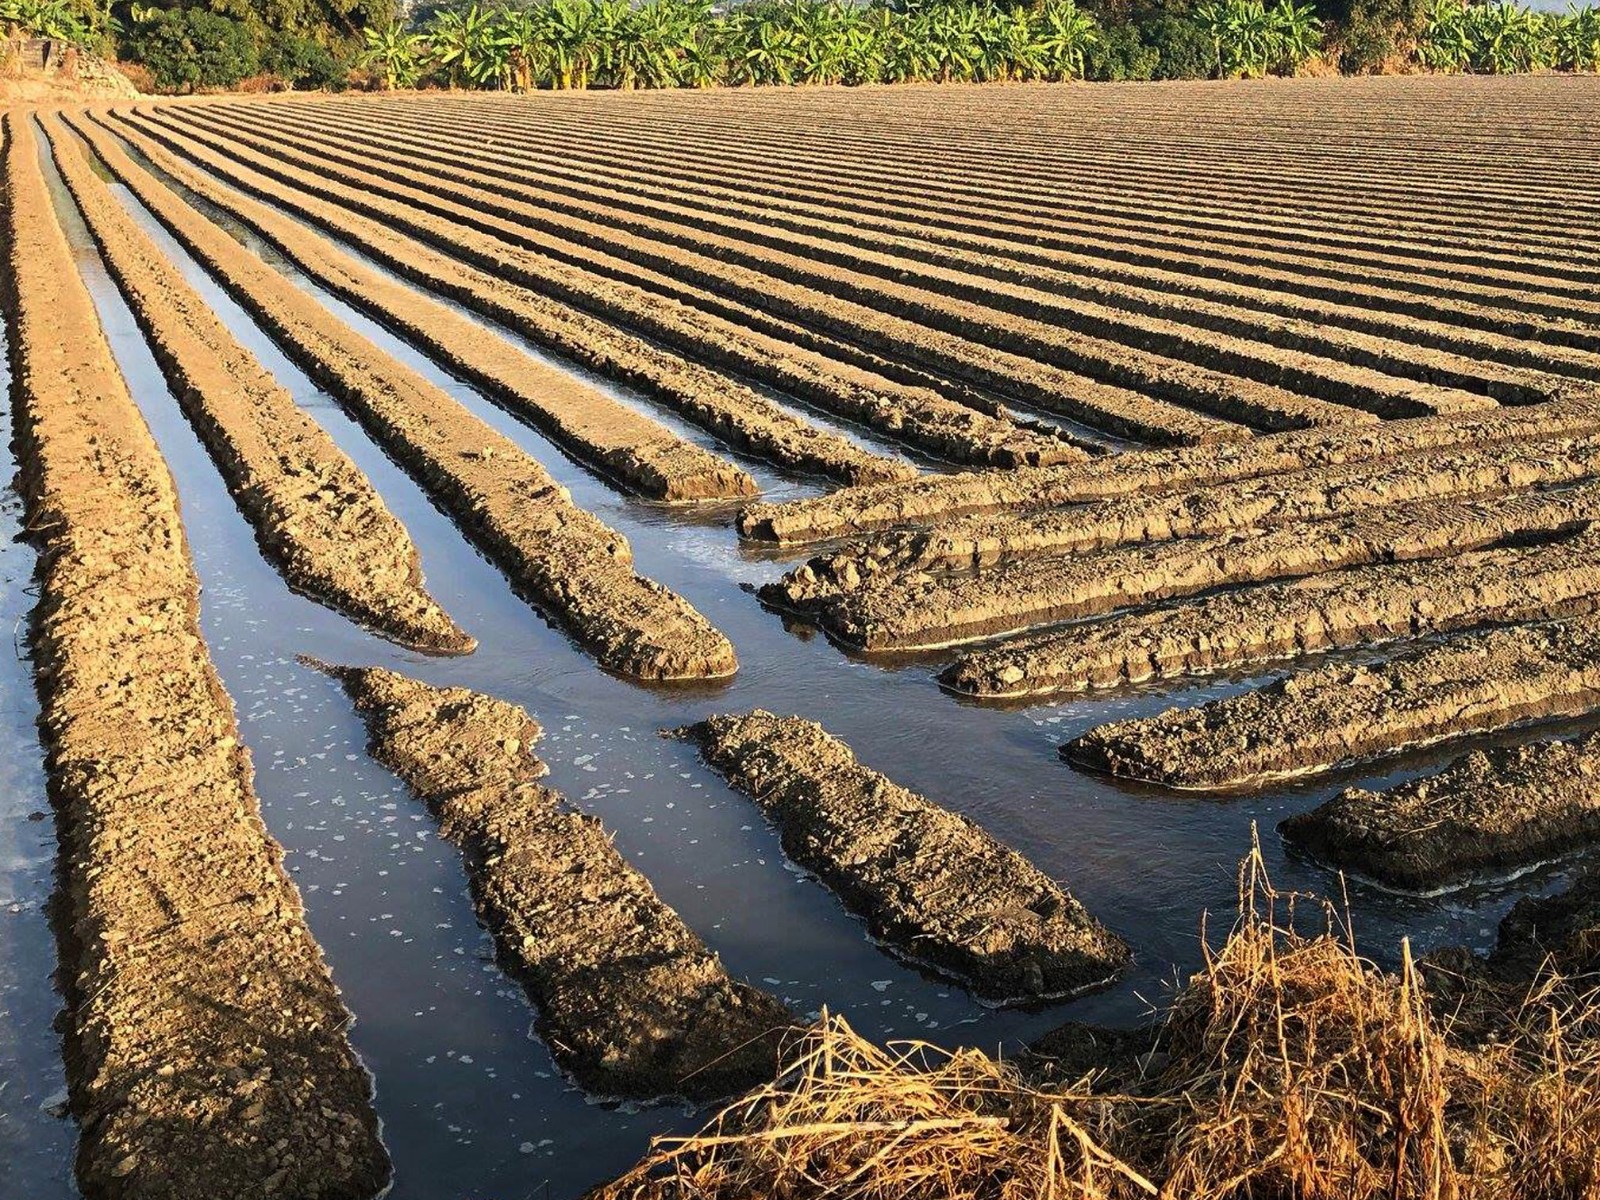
[{"xmin": 4, "ymin": 76, "xmax": 1599, "ymax": 1200}]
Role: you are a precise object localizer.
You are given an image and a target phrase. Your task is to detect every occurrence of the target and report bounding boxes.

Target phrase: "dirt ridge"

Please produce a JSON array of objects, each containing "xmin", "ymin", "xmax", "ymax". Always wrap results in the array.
[
  {"xmin": 769, "ymin": 478, "xmax": 1600, "ymax": 652},
  {"xmin": 737, "ymin": 396, "xmax": 1600, "ymax": 545},
  {"xmin": 71, "ymin": 112, "xmax": 736, "ymax": 682},
  {"xmin": 679, "ymin": 711, "xmax": 1129, "ymax": 1001},
  {"xmin": 41, "ymin": 113, "xmax": 473, "ymax": 653},
  {"xmin": 1, "ymin": 112, "xmax": 388, "ymax": 1200},
  {"xmin": 944, "ymin": 523, "xmax": 1600, "ymax": 697},
  {"xmin": 312, "ymin": 662, "xmax": 793, "ymax": 1101},
  {"xmin": 1064, "ymin": 614, "xmax": 1600, "ymax": 791},
  {"xmin": 1281, "ymin": 728, "xmax": 1600, "ymax": 894}
]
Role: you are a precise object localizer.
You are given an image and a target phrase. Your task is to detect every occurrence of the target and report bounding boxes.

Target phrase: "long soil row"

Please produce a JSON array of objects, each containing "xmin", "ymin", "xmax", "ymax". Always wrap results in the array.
[
  {"xmin": 75, "ymin": 114, "xmax": 737, "ymax": 682},
  {"xmin": 87, "ymin": 113, "xmax": 909, "ymax": 491},
  {"xmin": 134, "ymin": 107, "xmax": 1099, "ymax": 462},
  {"xmin": 680, "ymin": 711, "xmax": 1129, "ymax": 1002},
  {"xmin": 42, "ymin": 114, "xmax": 473, "ymax": 653},
  {"xmin": 1280, "ymin": 728, "xmax": 1600, "ymax": 894},
  {"xmin": 1, "ymin": 112, "xmax": 387, "ymax": 1200},
  {"xmin": 370, "ymin": 95, "xmax": 1600, "ymax": 356},
  {"xmin": 1064, "ymin": 613, "xmax": 1600, "ymax": 790},
  {"xmin": 263, "ymin": 100, "xmax": 1593, "ymax": 410},
  {"xmin": 379, "ymin": 93, "xmax": 1600, "ymax": 326},
  {"xmin": 767, "ymin": 476, "xmax": 1600, "ymax": 652},
  {"xmin": 189, "ymin": 105, "xmax": 1534, "ymax": 426},
  {"xmin": 738, "ymin": 396, "xmax": 1600, "ymax": 545},
  {"xmin": 314, "ymin": 663, "xmax": 793, "ymax": 1101},
  {"xmin": 944, "ymin": 524, "xmax": 1600, "ymax": 697},
  {"xmin": 773, "ymin": 435, "xmax": 1600, "ymax": 595}
]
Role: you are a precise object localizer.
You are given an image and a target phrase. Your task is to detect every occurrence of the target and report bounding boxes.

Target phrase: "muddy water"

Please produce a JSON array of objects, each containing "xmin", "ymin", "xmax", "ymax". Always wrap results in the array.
[{"xmin": 1, "ymin": 126, "xmax": 1589, "ymax": 1200}]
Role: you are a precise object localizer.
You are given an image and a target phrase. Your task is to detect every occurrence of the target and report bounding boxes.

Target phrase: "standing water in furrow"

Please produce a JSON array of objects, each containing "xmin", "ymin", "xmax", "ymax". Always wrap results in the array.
[
  {"xmin": 74, "ymin": 112, "xmax": 737, "ymax": 682},
  {"xmin": 1, "ymin": 111, "xmax": 388, "ymax": 1200},
  {"xmin": 41, "ymin": 113, "xmax": 473, "ymax": 655}
]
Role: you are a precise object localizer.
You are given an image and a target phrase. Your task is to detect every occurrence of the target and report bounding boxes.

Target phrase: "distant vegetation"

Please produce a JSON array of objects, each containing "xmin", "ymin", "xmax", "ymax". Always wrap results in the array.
[{"xmin": 0, "ymin": 0, "xmax": 1596, "ymax": 91}]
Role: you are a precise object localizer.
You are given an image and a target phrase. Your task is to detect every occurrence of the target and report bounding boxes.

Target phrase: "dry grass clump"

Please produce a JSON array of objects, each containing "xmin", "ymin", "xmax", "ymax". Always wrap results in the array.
[{"xmin": 592, "ymin": 839, "xmax": 1600, "ymax": 1200}]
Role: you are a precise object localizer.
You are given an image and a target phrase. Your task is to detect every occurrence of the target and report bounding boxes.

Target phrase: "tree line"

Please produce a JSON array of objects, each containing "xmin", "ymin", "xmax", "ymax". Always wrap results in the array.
[{"xmin": 1, "ymin": 0, "xmax": 1596, "ymax": 93}]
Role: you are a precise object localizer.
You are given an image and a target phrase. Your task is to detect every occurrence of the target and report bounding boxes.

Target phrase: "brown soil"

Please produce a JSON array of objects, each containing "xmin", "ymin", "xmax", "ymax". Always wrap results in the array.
[
  {"xmin": 946, "ymin": 522, "xmax": 1600, "ymax": 697},
  {"xmin": 1064, "ymin": 614, "xmax": 1600, "ymax": 791},
  {"xmin": 72, "ymin": 114, "xmax": 736, "ymax": 681},
  {"xmin": 738, "ymin": 395, "xmax": 1600, "ymax": 545},
  {"xmin": 678, "ymin": 711, "xmax": 1128, "ymax": 1002},
  {"xmin": 66, "ymin": 119, "xmax": 761, "ymax": 505},
  {"xmin": 42, "ymin": 113, "xmax": 472, "ymax": 652},
  {"xmin": 772, "ymin": 434, "xmax": 1600, "ymax": 604},
  {"xmin": 183, "ymin": 102, "xmax": 1455, "ymax": 430},
  {"xmin": 135, "ymin": 105, "xmax": 1089, "ymax": 466},
  {"xmin": 1, "ymin": 112, "xmax": 387, "ymax": 1200},
  {"xmin": 770, "ymin": 477, "xmax": 1600, "ymax": 653},
  {"xmin": 311, "ymin": 662, "xmax": 793, "ymax": 1101},
  {"xmin": 1281, "ymin": 727, "xmax": 1600, "ymax": 893},
  {"xmin": 243, "ymin": 97, "xmax": 1591, "ymax": 409},
  {"xmin": 350, "ymin": 92, "xmax": 1600, "ymax": 359},
  {"xmin": 93, "ymin": 113, "xmax": 909, "ymax": 490}
]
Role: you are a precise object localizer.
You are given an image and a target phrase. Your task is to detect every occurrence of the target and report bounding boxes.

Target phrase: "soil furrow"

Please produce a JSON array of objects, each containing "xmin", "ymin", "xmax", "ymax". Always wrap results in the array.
[
  {"xmin": 220, "ymin": 105, "xmax": 1530, "ymax": 417},
  {"xmin": 678, "ymin": 711, "xmax": 1129, "ymax": 1002},
  {"xmin": 90, "ymin": 113, "xmax": 906, "ymax": 489},
  {"xmin": 188, "ymin": 106, "xmax": 1414, "ymax": 431},
  {"xmin": 78, "ymin": 113, "xmax": 737, "ymax": 681},
  {"xmin": 779, "ymin": 436, "xmax": 1600, "ymax": 589},
  {"xmin": 769, "ymin": 479, "xmax": 1600, "ymax": 652},
  {"xmin": 344, "ymin": 99, "xmax": 1600, "ymax": 349},
  {"xmin": 55, "ymin": 121, "xmax": 756, "ymax": 506},
  {"xmin": 422, "ymin": 99, "xmax": 1600, "ymax": 301},
  {"xmin": 349, "ymin": 96, "xmax": 1600, "ymax": 240},
  {"xmin": 1063, "ymin": 614, "xmax": 1600, "ymax": 791},
  {"xmin": 313, "ymin": 662, "xmax": 793, "ymax": 1101},
  {"xmin": 271, "ymin": 101, "xmax": 1600, "ymax": 395},
  {"xmin": 0, "ymin": 112, "xmax": 389, "ymax": 1200},
  {"xmin": 144, "ymin": 107, "xmax": 1094, "ymax": 463},
  {"xmin": 42, "ymin": 114, "xmax": 473, "ymax": 652},
  {"xmin": 616, "ymin": 101, "xmax": 1600, "ymax": 264},
  {"xmin": 738, "ymin": 396, "xmax": 1600, "ymax": 545},
  {"xmin": 943, "ymin": 524, "xmax": 1600, "ymax": 698},
  {"xmin": 1280, "ymin": 728, "xmax": 1600, "ymax": 893}
]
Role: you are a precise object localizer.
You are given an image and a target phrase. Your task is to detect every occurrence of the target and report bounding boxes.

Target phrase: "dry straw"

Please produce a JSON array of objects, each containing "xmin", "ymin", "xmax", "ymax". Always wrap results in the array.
[{"xmin": 594, "ymin": 835, "xmax": 1600, "ymax": 1200}]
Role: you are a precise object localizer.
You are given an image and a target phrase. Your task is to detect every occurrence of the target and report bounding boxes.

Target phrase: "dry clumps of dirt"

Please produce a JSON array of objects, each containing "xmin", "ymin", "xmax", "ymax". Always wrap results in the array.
[
  {"xmin": 312, "ymin": 661, "xmax": 793, "ymax": 1101},
  {"xmin": 591, "ymin": 843, "xmax": 1600, "ymax": 1200},
  {"xmin": 678, "ymin": 710, "xmax": 1128, "ymax": 1001}
]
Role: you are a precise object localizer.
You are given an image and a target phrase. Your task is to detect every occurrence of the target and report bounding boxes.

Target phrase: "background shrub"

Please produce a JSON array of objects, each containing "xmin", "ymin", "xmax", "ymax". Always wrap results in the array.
[{"xmin": 123, "ymin": 6, "xmax": 260, "ymax": 89}]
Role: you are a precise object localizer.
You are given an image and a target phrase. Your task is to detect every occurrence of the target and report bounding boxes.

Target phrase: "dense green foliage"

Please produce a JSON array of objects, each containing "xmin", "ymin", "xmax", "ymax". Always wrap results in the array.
[
  {"xmin": 364, "ymin": 0, "xmax": 1105, "ymax": 90},
  {"xmin": 122, "ymin": 6, "xmax": 259, "ymax": 85},
  {"xmin": 1418, "ymin": 0, "xmax": 1600, "ymax": 71}
]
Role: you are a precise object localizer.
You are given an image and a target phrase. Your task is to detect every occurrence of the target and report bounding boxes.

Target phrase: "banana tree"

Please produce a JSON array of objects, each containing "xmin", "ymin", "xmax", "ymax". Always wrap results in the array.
[
  {"xmin": 1034, "ymin": 0, "xmax": 1099, "ymax": 80},
  {"xmin": 1553, "ymin": 2, "xmax": 1600, "ymax": 69},
  {"xmin": 362, "ymin": 20, "xmax": 427, "ymax": 88}
]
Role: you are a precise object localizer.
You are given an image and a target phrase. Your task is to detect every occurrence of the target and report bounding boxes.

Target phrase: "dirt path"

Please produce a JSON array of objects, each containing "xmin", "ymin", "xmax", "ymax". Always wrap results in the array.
[
  {"xmin": 1, "ymin": 112, "xmax": 387, "ymax": 1200},
  {"xmin": 738, "ymin": 396, "xmax": 1600, "ymax": 545},
  {"xmin": 137, "ymin": 107, "xmax": 1094, "ymax": 464},
  {"xmin": 771, "ymin": 479, "xmax": 1600, "ymax": 652},
  {"xmin": 72, "ymin": 114, "xmax": 736, "ymax": 682},
  {"xmin": 313, "ymin": 663, "xmax": 793, "ymax": 1101},
  {"xmin": 41, "ymin": 113, "xmax": 472, "ymax": 653},
  {"xmin": 944, "ymin": 524, "xmax": 1600, "ymax": 697},
  {"xmin": 1064, "ymin": 614, "xmax": 1600, "ymax": 791},
  {"xmin": 678, "ymin": 711, "xmax": 1128, "ymax": 1002},
  {"xmin": 774, "ymin": 435, "xmax": 1600, "ymax": 595},
  {"xmin": 1281, "ymin": 728, "xmax": 1600, "ymax": 894}
]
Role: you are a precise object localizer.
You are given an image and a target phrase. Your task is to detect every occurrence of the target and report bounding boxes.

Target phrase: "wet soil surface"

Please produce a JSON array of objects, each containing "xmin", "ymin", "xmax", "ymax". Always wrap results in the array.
[{"xmin": 6, "ymin": 87, "xmax": 1600, "ymax": 1200}]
